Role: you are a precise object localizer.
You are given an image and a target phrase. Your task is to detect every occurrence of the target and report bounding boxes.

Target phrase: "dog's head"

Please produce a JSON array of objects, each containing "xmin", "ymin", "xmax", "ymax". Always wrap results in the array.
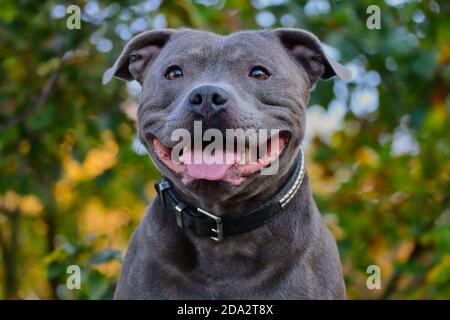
[{"xmin": 104, "ymin": 28, "xmax": 350, "ymax": 205}]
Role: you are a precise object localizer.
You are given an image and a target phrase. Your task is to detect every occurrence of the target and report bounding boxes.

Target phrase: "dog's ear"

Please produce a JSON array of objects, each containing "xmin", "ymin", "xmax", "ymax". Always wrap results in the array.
[
  {"xmin": 102, "ymin": 29, "xmax": 174, "ymax": 85},
  {"xmin": 273, "ymin": 28, "xmax": 351, "ymax": 86}
]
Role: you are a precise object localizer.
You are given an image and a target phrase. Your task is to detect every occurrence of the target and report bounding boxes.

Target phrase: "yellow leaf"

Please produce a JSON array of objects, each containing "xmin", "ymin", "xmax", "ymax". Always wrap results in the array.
[
  {"xmin": 356, "ymin": 146, "xmax": 379, "ymax": 168},
  {"xmin": 19, "ymin": 194, "xmax": 44, "ymax": 217}
]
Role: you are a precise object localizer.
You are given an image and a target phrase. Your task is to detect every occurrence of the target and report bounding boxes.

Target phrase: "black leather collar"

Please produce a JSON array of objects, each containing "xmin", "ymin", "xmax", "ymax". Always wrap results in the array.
[{"xmin": 154, "ymin": 146, "xmax": 305, "ymax": 242}]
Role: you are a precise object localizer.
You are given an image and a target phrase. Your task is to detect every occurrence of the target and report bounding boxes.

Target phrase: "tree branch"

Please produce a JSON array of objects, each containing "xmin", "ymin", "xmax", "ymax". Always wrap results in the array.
[
  {"xmin": 0, "ymin": 67, "xmax": 61, "ymax": 132},
  {"xmin": 379, "ymin": 213, "xmax": 442, "ymax": 299},
  {"xmin": 379, "ymin": 240, "xmax": 426, "ymax": 299}
]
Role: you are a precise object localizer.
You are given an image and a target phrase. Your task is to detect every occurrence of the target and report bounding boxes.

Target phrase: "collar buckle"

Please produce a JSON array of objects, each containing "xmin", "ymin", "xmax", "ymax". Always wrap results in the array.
[{"xmin": 197, "ymin": 208, "xmax": 223, "ymax": 242}]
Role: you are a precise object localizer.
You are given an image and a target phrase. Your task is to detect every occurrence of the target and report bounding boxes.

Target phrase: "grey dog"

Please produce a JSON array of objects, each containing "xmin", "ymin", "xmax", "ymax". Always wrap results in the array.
[{"xmin": 103, "ymin": 28, "xmax": 351, "ymax": 299}]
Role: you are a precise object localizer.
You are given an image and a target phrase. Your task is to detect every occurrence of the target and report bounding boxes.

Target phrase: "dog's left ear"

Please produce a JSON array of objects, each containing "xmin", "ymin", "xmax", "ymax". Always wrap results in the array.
[
  {"xmin": 273, "ymin": 28, "xmax": 352, "ymax": 86},
  {"xmin": 102, "ymin": 29, "xmax": 174, "ymax": 85}
]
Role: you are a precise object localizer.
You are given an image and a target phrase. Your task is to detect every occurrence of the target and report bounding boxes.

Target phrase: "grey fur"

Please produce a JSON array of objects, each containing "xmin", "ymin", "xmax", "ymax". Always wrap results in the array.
[{"xmin": 104, "ymin": 28, "xmax": 350, "ymax": 299}]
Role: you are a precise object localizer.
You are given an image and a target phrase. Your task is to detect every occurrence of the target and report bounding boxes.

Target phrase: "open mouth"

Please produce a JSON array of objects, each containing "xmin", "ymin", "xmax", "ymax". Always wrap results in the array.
[{"xmin": 149, "ymin": 131, "xmax": 290, "ymax": 185}]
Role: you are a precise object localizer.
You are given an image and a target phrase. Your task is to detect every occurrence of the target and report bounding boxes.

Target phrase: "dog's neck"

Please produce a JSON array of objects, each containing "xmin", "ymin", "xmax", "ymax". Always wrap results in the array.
[
  {"xmin": 160, "ymin": 175, "xmax": 315, "ymax": 282},
  {"xmin": 177, "ymin": 176, "xmax": 291, "ymax": 218}
]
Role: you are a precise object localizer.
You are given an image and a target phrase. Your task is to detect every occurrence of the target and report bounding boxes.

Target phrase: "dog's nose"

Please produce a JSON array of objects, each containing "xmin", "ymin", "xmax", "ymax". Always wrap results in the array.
[{"xmin": 188, "ymin": 85, "xmax": 229, "ymax": 119}]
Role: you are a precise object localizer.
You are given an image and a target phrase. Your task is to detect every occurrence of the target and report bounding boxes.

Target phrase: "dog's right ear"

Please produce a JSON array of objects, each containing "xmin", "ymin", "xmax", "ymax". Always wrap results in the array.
[
  {"xmin": 272, "ymin": 28, "xmax": 352, "ymax": 87},
  {"xmin": 102, "ymin": 29, "xmax": 174, "ymax": 85}
]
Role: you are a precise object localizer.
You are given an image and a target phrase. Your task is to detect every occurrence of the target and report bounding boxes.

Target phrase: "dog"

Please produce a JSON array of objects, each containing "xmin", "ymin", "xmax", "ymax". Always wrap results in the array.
[{"xmin": 103, "ymin": 28, "xmax": 351, "ymax": 299}]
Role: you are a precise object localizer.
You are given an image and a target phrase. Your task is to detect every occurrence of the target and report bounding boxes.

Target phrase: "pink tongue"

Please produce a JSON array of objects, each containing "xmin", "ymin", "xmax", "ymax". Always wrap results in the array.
[{"xmin": 184, "ymin": 149, "xmax": 239, "ymax": 180}]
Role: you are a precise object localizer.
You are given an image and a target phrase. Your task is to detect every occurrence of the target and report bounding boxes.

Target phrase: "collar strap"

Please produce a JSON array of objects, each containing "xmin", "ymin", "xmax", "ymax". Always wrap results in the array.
[{"xmin": 154, "ymin": 145, "xmax": 305, "ymax": 242}]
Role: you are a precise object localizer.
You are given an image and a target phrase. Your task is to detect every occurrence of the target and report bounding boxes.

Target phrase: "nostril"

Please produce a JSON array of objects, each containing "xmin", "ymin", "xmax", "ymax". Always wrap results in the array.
[
  {"xmin": 190, "ymin": 93, "xmax": 203, "ymax": 105},
  {"xmin": 212, "ymin": 93, "xmax": 227, "ymax": 105}
]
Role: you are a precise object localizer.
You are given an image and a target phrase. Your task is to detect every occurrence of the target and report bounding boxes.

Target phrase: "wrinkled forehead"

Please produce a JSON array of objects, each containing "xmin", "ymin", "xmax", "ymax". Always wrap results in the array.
[{"xmin": 158, "ymin": 30, "xmax": 284, "ymax": 65}]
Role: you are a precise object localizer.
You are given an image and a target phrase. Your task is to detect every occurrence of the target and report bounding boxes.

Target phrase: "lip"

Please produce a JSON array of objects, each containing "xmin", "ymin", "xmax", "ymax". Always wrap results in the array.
[{"xmin": 146, "ymin": 131, "xmax": 291, "ymax": 186}]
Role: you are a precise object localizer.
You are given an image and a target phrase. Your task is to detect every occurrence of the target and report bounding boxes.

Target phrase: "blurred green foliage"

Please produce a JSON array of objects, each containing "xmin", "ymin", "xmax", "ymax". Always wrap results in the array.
[
  {"xmin": 44, "ymin": 235, "xmax": 120, "ymax": 299},
  {"xmin": 0, "ymin": 0, "xmax": 449, "ymax": 299}
]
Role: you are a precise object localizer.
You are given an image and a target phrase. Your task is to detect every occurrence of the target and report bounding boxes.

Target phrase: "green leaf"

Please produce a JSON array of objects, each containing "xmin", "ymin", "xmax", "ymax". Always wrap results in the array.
[{"xmin": 87, "ymin": 249, "xmax": 122, "ymax": 265}]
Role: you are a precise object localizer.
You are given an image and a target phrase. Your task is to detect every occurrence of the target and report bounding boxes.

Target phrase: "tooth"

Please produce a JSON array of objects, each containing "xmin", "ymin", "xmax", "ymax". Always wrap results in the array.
[
  {"xmin": 247, "ymin": 147, "xmax": 258, "ymax": 164},
  {"xmin": 239, "ymin": 150, "xmax": 246, "ymax": 165},
  {"xmin": 179, "ymin": 146, "xmax": 189, "ymax": 164},
  {"xmin": 245, "ymin": 147, "xmax": 251, "ymax": 164},
  {"xmin": 259, "ymin": 144, "xmax": 267, "ymax": 159}
]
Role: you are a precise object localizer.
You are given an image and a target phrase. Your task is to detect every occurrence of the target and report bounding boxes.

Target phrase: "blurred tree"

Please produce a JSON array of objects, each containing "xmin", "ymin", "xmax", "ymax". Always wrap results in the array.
[{"xmin": 0, "ymin": 0, "xmax": 448, "ymax": 299}]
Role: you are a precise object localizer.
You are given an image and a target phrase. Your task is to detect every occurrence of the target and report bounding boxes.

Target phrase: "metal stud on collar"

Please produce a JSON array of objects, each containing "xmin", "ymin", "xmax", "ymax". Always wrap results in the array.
[{"xmin": 279, "ymin": 145, "xmax": 305, "ymax": 208}]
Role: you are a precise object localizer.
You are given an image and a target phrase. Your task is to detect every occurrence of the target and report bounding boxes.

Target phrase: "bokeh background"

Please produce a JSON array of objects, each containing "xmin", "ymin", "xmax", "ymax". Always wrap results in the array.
[{"xmin": 0, "ymin": 0, "xmax": 449, "ymax": 299}]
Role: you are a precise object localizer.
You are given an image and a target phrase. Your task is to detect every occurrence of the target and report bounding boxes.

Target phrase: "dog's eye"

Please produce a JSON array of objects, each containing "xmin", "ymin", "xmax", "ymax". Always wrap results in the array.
[
  {"xmin": 130, "ymin": 54, "xmax": 142, "ymax": 63},
  {"xmin": 165, "ymin": 66, "xmax": 183, "ymax": 80},
  {"xmin": 249, "ymin": 66, "xmax": 270, "ymax": 80}
]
